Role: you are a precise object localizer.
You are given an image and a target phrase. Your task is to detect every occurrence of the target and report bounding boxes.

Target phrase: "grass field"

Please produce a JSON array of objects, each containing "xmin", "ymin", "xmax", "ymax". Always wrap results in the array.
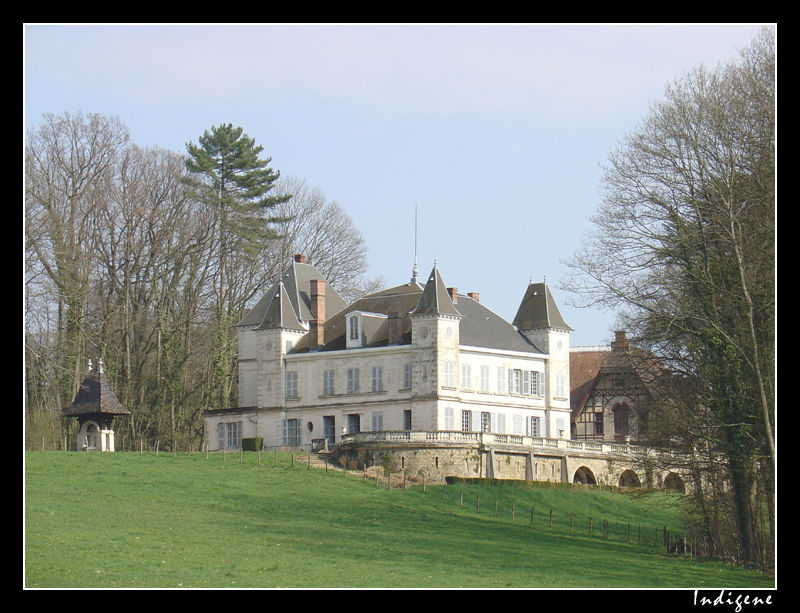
[{"xmin": 24, "ymin": 450, "xmax": 775, "ymax": 589}]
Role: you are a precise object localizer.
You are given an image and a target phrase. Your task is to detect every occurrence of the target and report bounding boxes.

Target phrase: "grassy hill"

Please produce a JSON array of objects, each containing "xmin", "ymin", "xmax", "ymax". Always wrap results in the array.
[{"xmin": 24, "ymin": 450, "xmax": 774, "ymax": 589}]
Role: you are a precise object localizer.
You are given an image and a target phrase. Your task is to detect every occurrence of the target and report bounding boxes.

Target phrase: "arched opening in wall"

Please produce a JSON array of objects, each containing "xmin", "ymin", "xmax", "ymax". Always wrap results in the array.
[
  {"xmin": 573, "ymin": 466, "xmax": 596, "ymax": 485},
  {"xmin": 78, "ymin": 420, "xmax": 100, "ymax": 451},
  {"xmin": 664, "ymin": 472, "xmax": 685, "ymax": 494},
  {"xmin": 618, "ymin": 469, "xmax": 642, "ymax": 488},
  {"xmin": 613, "ymin": 404, "xmax": 630, "ymax": 438}
]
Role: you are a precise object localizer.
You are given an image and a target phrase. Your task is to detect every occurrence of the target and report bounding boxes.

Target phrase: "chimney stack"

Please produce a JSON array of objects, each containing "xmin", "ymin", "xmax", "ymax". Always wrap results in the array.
[
  {"xmin": 467, "ymin": 292, "xmax": 480, "ymax": 302},
  {"xmin": 309, "ymin": 279, "xmax": 325, "ymax": 350},
  {"xmin": 612, "ymin": 330, "xmax": 630, "ymax": 353},
  {"xmin": 294, "ymin": 254, "xmax": 306, "ymax": 264},
  {"xmin": 388, "ymin": 312, "xmax": 403, "ymax": 345},
  {"xmin": 447, "ymin": 287, "xmax": 458, "ymax": 304}
]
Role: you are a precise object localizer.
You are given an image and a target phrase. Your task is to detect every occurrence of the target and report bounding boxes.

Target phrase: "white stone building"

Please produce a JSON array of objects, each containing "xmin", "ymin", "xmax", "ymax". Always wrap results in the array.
[{"xmin": 203, "ymin": 255, "xmax": 573, "ymax": 453}]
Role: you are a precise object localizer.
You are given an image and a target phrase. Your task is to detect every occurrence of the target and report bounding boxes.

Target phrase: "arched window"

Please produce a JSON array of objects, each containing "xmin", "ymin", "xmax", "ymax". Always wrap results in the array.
[{"xmin": 613, "ymin": 404, "xmax": 630, "ymax": 436}]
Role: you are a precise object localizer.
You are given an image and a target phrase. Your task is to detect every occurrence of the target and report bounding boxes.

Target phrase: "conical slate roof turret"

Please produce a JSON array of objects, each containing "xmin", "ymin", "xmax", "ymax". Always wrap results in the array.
[
  {"xmin": 62, "ymin": 360, "xmax": 130, "ymax": 418},
  {"xmin": 512, "ymin": 282, "xmax": 572, "ymax": 331},
  {"xmin": 411, "ymin": 266, "xmax": 461, "ymax": 317}
]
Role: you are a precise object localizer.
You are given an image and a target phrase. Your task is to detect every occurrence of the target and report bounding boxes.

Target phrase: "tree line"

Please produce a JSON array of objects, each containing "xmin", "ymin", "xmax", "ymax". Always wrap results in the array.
[
  {"xmin": 25, "ymin": 116, "xmax": 383, "ymax": 454},
  {"xmin": 562, "ymin": 27, "xmax": 775, "ymax": 572}
]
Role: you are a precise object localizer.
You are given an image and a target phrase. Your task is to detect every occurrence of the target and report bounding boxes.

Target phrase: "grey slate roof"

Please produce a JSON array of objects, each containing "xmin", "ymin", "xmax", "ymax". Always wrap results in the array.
[
  {"xmin": 291, "ymin": 266, "xmax": 542, "ymax": 356},
  {"xmin": 62, "ymin": 365, "xmax": 130, "ymax": 417},
  {"xmin": 512, "ymin": 282, "xmax": 572, "ymax": 331},
  {"xmin": 236, "ymin": 260, "xmax": 348, "ymax": 330},
  {"xmin": 291, "ymin": 282, "xmax": 423, "ymax": 352}
]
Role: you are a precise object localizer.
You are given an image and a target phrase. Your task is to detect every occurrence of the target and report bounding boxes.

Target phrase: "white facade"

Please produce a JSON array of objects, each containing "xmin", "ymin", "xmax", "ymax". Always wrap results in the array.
[{"xmin": 204, "ymin": 256, "xmax": 573, "ymax": 452}]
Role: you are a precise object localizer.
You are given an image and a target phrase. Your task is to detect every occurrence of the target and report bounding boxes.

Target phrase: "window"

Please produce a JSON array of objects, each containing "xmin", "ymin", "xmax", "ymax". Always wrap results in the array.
[
  {"xmin": 322, "ymin": 370, "xmax": 335, "ymax": 395},
  {"xmin": 347, "ymin": 368, "xmax": 360, "ymax": 393},
  {"xmin": 496, "ymin": 413, "xmax": 506, "ymax": 434},
  {"xmin": 614, "ymin": 404, "xmax": 630, "ymax": 436},
  {"xmin": 480, "ymin": 365, "xmax": 490, "ymax": 391},
  {"xmin": 530, "ymin": 371, "xmax": 540, "ymax": 395},
  {"xmin": 461, "ymin": 410, "xmax": 472, "ymax": 432},
  {"xmin": 283, "ymin": 418, "xmax": 300, "ymax": 447},
  {"xmin": 371, "ymin": 412, "xmax": 384, "ymax": 431},
  {"xmin": 444, "ymin": 407, "xmax": 454, "ymax": 430},
  {"xmin": 371, "ymin": 366, "xmax": 384, "ymax": 392},
  {"xmin": 444, "ymin": 361, "xmax": 455, "ymax": 387},
  {"xmin": 403, "ymin": 410, "xmax": 412, "ymax": 430},
  {"xmin": 461, "ymin": 364, "xmax": 472, "ymax": 389},
  {"xmin": 349, "ymin": 315, "xmax": 359, "ymax": 340},
  {"xmin": 481, "ymin": 411, "xmax": 491, "ymax": 432},
  {"xmin": 218, "ymin": 421, "xmax": 242, "ymax": 450},
  {"xmin": 403, "ymin": 363, "xmax": 412, "ymax": 390},
  {"xmin": 497, "ymin": 367, "xmax": 507, "ymax": 393},
  {"xmin": 529, "ymin": 416, "xmax": 540, "ymax": 437},
  {"xmin": 510, "ymin": 369, "xmax": 522, "ymax": 394},
  {"xmin": 555, "ymin": 372, "xmax": 565, "ymax": 397},
  {"xmin": 286, "ymin": 371, "xmax": 298, "ymax": 399},
  {"xmin": 347, "ymin": 413, "xmax": 360, "ymax": 434},
  {"xmin": 595, "ymin": 412, "xmax": 604, "ymax": 436}
]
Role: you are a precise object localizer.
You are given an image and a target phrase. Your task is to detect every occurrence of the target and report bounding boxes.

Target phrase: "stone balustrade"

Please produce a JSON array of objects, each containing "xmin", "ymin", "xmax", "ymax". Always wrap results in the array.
[{"xmin": 339, "ymin": 430, "xmax": 648, "ymax": 459}]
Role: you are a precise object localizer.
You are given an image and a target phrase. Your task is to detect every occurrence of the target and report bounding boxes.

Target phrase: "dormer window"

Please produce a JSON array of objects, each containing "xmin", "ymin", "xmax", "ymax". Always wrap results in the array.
[
  {"xmin": 347, "ymin": 314, "xmax": 362, "ymax": 348},
  {"xmin": 346, "ymin": 311, "xmax": 388, "ymax": 349}
]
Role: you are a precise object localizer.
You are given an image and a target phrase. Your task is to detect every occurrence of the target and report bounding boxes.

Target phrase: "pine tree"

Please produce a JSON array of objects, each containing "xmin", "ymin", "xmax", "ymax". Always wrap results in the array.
[{"xmin": 185, "ymin": 124, "xmax": 291, "ymax": 410}]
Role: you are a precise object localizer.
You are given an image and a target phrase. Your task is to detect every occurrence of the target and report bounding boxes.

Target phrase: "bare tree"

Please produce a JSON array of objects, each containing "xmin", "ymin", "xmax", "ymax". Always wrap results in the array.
[
  {"xmin": 25, "ymin": 111, "xmax": 131, "ymax": 411},
  {"xmin": 265, "ymin": 175, "xmax": 385, "ymax": 302},
  {"xmin": 562, "ymin": 27, "xmax": 774, "ymax": 570}
]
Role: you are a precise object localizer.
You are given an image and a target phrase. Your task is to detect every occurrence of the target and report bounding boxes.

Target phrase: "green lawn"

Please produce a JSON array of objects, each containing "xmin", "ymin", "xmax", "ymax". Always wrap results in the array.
[{"xmin": 24, "ymin": 451, "xmax": 774, "ymax": 589}]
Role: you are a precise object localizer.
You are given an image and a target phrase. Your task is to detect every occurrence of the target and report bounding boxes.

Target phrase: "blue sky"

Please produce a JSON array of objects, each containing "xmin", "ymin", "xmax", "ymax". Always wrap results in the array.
[{"xmin": 23, "ymin": 23, "xmax": 767, "ymax": 347}]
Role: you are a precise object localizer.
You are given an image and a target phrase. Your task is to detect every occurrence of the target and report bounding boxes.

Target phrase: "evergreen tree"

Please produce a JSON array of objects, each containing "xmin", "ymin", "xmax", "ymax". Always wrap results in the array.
[{"xmin": 185, "ymin": 124, "xmax": 291, "ymax": 409}]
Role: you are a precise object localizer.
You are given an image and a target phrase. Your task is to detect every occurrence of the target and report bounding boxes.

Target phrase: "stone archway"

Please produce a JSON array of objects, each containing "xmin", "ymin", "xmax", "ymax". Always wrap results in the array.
[
  {"xmin": 78, "ymin": 420, "xmax": 100, "ymax": 451},
  {"xmin": 573, "ymin": 466, "xmax": 597, "ymax": 485},
  {"xmin": 664, "ymin": 472, "xmax": 685, "ymax": 493},
  {"xmin": 618, "ymin": 469, "xmax": 642, "ymax": 488}
]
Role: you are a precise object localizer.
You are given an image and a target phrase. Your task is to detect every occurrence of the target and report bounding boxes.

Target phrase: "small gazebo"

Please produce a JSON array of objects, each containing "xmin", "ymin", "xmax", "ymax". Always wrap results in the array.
[{"xmin": 62, "ymin": 359, "xmax": 130, "ymax": 451}]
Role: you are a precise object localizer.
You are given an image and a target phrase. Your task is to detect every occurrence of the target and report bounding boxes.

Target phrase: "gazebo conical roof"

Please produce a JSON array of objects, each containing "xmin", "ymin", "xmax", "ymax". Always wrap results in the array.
[{"xmin": 62, "ymin": 360, "xmax": 130, "ymax": 418}]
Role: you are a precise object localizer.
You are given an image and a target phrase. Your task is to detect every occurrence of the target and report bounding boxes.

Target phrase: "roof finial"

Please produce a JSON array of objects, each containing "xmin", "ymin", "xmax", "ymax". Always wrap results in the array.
[{"xmin": 411, "ymin": 204, "xmax": 419, "ymax": 283}]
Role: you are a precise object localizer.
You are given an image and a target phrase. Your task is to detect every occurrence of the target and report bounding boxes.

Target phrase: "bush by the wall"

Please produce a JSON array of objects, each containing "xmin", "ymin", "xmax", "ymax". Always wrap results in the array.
[{"xmin": 241, "ymin": 437, "xmax": 263, "ymax": 452}]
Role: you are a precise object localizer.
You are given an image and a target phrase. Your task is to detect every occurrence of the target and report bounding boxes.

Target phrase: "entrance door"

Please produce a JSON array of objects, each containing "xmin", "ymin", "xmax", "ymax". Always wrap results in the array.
[{"xmin": 323, "ymin": 416, "xmax": 336, "ymax": 445}]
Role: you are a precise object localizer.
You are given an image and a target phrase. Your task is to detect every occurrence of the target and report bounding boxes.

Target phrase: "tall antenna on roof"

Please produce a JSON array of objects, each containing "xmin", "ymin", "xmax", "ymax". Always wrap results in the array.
[{"xmin": 411, "ymin": 204, "xmax": 419, "ymax": 283}]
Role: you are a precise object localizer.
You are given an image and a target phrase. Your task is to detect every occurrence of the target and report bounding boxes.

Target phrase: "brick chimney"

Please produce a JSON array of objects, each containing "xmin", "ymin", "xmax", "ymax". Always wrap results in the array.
[
  {"xmin": 447, "ymin": 287, "xmax": 458, "ymax": 304},
  {"xmin": 294, "ymin": 254, "xmax": 306, "ymax": 264},
  {"xmin": 612, "ymin": 330, "xmax": 630, "ymax": 353},
  {"xmin": 309, "ymin": 279, "xmax": 325, "ymax": 350},
  {"xmin": 467, "ymin": 292, "xmax": 480, "ymax": 302},
  {"xmin": 388, "ymin": 312, "xmax": 403, "ymax": 345}
]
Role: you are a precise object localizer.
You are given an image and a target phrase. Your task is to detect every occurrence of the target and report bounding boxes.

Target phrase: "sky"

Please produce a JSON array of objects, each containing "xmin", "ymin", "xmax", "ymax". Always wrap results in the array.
[{"xmin": 23, "ymin": 23, "xmax": 769, "ymax": 347}]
